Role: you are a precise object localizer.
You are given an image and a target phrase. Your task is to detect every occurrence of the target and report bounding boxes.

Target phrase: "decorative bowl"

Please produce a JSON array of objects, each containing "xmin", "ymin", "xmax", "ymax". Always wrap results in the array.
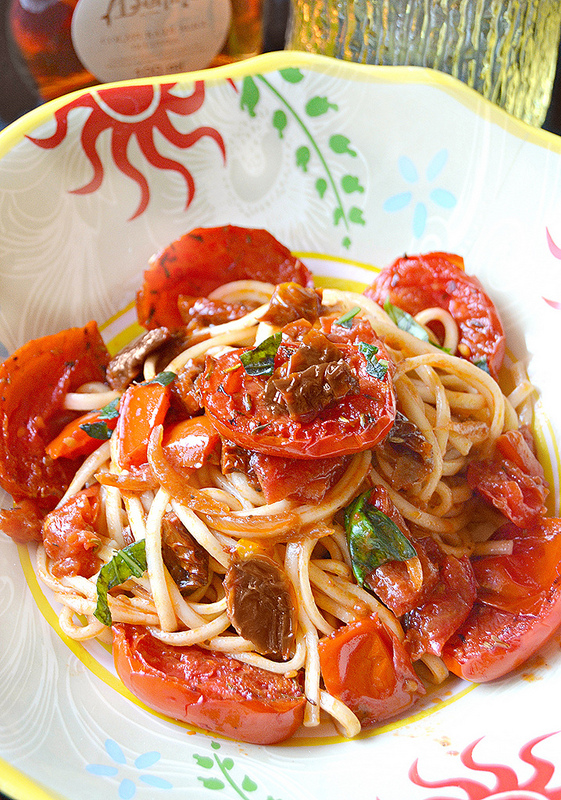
[{"xmin": 0, "ymin": 50, "xmax": 560, "ymax": 800}]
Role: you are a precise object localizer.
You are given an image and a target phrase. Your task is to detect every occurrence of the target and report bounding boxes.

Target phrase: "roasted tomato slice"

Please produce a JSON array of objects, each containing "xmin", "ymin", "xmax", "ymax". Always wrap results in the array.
[
  {"xmin": 199, "ymin": 326, "xmax": 396, "ymax": 459},
  {"xmin": 136, "ymin": 225, "xmax": 314, "ymax": 329},
  {"xmin": 0, "ymin": 321, "xmax": 110, "ymax": 507},
  {"xmin": 364, "ymin": 252, "xmax": 505, "ymax": 379},
  {"xmin": 403, "ymin": 547, "xmax": 477, "ymax": 659},
  {"xmin": 467, "ymin": 429, "xmax": 549, "ymax": 528},
  {"xmin": 112, "ymin": 624, "xmax": 305, "ymax": 744},
  {"xmin": 42, "ymin": 486, "xmax": 102, "ymax": 578},
  {"xmin": 442, "ymin": 517, "xmax": 561, "ymax": 682},
  {"xmin": 318, "ymin": 615, "xmax": 424, "ymax": 726},
  {"xmin": 249, "ymin": 452, "xmax": 350, "ymax": 503}
]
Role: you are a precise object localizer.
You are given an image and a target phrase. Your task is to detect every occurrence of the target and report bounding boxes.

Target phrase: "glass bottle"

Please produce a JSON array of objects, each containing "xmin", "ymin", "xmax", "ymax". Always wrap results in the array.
[{"xmin": 9, "ymin": 0, "xmax": 263, "ymax": 102}]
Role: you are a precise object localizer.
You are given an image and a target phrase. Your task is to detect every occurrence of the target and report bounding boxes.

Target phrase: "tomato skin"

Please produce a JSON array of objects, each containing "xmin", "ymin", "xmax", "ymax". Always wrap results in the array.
[
  {"xmin": 467, "ymin": 430, "xmax": 548, "ymax": 528},
  {"xmin": 364, "ymin": 252, "xmax": 505, "ymax": 379},
  {"xmin": 112, "ymin": 624, "xmax": 306, "ymax": 744},
  {"xmin": 115, "ymin": 380, "xmax": 172, "ymax": 470},
  {"xmin": 403, "ymin": 551, "xmax": 477, "ymax": 659},
  {"xmin": 136, "ymin": 226, "xmax": 314, "ymax": 330},
  {"xmin": 474, "ymin": 522, "xmax": 561, "ymax": 615},
  {"xmin": 0, "ymin": 499, "xmax": 45, "ymax": 544},
  {"xmin": 42, "ymin": 486, "xmax": 102, "ymax": 578},
  {"xmin": 318, "ymin": 615, "xmax": 424, "ymax": 726},
  {"xmin": 161, "ymin": 415, "xmax": 220, "ymax": 473},
  {"xmin": 442, "ymin": 518, "xmax": 561, "ymax": 682},
  {"xmin": 249, "ymin": 452, "xmax": 350, "ymax": 503},
  {"xmin": 0, "ymin": 322, "xmax": 110, "ymax": 506},
  {"xmin": 200, "ymin": 339, "xmax": 396, "ymax": 459},
  {"xmin": 46, "ymin": 407, "xmax": 118, "ymax": 460}
]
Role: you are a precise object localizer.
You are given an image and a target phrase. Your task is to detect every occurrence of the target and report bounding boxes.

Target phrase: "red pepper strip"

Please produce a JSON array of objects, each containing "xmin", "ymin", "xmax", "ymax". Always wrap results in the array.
[
  {"xmin": 115, "ymin": 380, "xmax": 172, "ymax": 470},
  {"xmin": 162, "ymin": 415, "xmax": 220, "ymax": 472},
  {"xmin": 147, "ymin": 425, "xmax": 228, "ymax": 515},
  {"xmin": 46, "ymin": 408, "xmax": 117, "ymax": 460}
]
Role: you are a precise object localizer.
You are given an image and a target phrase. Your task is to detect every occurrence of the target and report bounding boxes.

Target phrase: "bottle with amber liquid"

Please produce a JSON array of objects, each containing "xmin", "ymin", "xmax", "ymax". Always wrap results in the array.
[{"xmin": 9, "ymin": 0, "xmax": 264, "ymax": 102}]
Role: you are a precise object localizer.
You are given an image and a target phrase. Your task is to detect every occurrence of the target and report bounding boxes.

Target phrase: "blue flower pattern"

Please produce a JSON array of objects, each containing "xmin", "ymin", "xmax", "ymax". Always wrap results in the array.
[
  {"xmin": 86, "ymin": 739, "xmax": 172, "ymax": 799},
  {"xmin": 383, "ymin": 149, "xmax": 457, "ymax": 237}
]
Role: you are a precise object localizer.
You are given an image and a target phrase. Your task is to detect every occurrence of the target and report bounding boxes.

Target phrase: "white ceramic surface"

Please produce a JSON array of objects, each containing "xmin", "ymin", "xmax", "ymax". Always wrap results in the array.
[{"xmin": 1, "ymin": 51, "xmax": 561, "ymax": 800}]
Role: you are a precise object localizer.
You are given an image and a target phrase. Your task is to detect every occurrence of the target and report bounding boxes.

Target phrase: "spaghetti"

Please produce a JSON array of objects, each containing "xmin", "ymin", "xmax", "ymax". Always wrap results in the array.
[{"xmin": 0, "ymin": 227, "xmax": 559, "ymax": 745}]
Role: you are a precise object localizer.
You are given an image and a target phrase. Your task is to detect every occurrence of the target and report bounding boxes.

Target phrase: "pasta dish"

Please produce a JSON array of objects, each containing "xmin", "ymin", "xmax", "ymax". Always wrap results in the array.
[{"xmin": 0, "ymin": 225, "xmax": 559, "ymax": 745}]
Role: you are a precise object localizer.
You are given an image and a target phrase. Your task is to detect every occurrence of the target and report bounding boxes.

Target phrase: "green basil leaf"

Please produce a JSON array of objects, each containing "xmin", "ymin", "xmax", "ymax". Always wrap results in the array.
[
  {"xmin": 358, "ymin": 341, "xmax": 388, "ymax": 379},
  {"xmin": 98, "ymin": 397, "xmax": 120, "ymax": 420},
  {"xmin": 79, "ymin": 421, "xmax": 113, "ymax": 441},
  {"xmin": 146, "ymin": 370, "xmax": 176, "ymax": 387},
  {"xmin": 94, "ymin": 540, "xmax": 147, "ymax": 626},
  {"xmin": 334, "ymin": 306, "xmax": 361, "ymax": 328},
  {"xmin": 344, "ymin": 490, "xmax": 416, "ymax": 586},
  {"xmin": 239, "ymin": 332, "xmax": 282, "ymax": 376},
  {"xmin": 383, "ymin": 297, "xmax": 430, "ymax": 342},
  {"xmin": 383, "ymin": 297, "xmax": 451, "ymax": 353},
  {"xmin": 473, "ymin": 356, "xmax": 491, "ymax": 374}
]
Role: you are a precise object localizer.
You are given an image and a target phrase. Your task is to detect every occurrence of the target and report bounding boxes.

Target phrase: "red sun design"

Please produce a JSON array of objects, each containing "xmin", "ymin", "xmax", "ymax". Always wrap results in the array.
[
  {"xmin": 27, "ymin": 81, "xmax": 226, "ymax": 220},
  {"xmin": 409, "ymin": 733, "xmax": 561, "ymax": 799}
]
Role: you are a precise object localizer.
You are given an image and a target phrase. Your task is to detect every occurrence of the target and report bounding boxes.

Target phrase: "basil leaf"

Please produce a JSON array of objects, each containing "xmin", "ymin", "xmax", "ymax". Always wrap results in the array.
[
  {"xmin": 358, "ymin": 341, "xmax": 388, "ymax": 379},
  {"xmin": 146, "ymin": 370, "xmax": 176, "ymax": 386},
  {"xmin": 383, "ymin": 297, "xmax": 451, "ymax": 353},
  {"xmin": 473, "ymin": 356, "xmax": 491, "ymax": 374},
  {"xmin": 239, "ymin": 332, "xmax": 282, "ymax": 376},
  {"xmin": 344, "ymin": 490, "xmax": 416, "ymax": 586},
  {"xmin": 335, "ymin": 306, "xmax": 361, "ymax": 328},
  {"xmin": 383, "ymin": 297, "xmax": 430, "ymax": 342},
  {"xmin": 80, "ymin": 420, "xmax": 113, "ymax": 441},
  {"xmin": 98, "ymin": 397, "xmax": 120, "ymax": 420},
  {"xmin": 94, "ymin": 540, "xmax": 147, "ymax": 626}
]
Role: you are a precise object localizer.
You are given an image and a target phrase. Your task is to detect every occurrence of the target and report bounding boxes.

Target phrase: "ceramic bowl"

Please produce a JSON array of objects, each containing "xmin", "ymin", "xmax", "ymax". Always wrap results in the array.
[{"xmin": 0, "ymin": 51, "xmax": 560, "ymax": 800}]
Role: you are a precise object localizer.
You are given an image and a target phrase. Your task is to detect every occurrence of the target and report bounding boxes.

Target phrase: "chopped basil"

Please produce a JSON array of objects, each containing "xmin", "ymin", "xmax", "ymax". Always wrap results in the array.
[
  {"xmin": 94, "ymin": 539, "xmax": 147, "ymax": 626},
  {"xmin": 98, "ymin": 397, "xmax": 120, "ymax": 419},
  {"xmin": 239, "ymin": 332, "xmax": 281, "ymax": 376},
  {"xmin": 358, "ymin": 341, "xmax": 388, "ymax": 379},
  {"xmin": 80, "ymin": 421, "xmax": 113, "ymax": 441},
  {"xmin": 474, "ymin": 356, "xmax": 491, "ymax": 374},
  {"xmin": 384, "ymin": 297, "xmax": 451, "ymax": 353},
  {"xmin": 79, "ymin": 397, "xmax": 120, "ymax": 441},
  {"xmin": 344, "ymin": 490, "xmax": 417, "ymax": 586},
  {"xmin": 334, "ymin": 306, "xmax": 361, "ymax": 328},
  {"xmin": 384, "ymin": 297, "xmax": 430, "ymax": 342},
  {"xmin": 146, "ymin": 370, "xmax": 176, "ymax": 386}
]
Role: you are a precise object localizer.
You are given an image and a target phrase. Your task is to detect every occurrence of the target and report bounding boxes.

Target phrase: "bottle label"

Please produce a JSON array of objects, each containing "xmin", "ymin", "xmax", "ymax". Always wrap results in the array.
[{"xmin": 71, "ymin": 0, "xmax": 232, "ymax": 82}]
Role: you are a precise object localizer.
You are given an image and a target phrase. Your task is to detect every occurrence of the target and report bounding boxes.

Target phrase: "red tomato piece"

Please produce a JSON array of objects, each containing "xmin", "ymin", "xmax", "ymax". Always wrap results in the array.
[
  {"xmin": 0, "ymin": 499, "xmax": 45, "ymax": 544},
  {"xmin": 318, "ymin": 615, "xmax": 424, "ymax": 726},
  {"xmin": 249, "ymin": 452, "xmax": 350, "ymax": 503},
  {"xmin": 136, "ymin": 225, "xmax": 314, "ymax": 330},
  {"xmin": 403, "ymin": 546, "xmax": 477, "ymax": 659},
  {"xmin": 442, "ymin": 518, "xmax": 561, "ymax": 682},
  {"xmin": 115, "ymin": 379, "xmax": 172, "ymax": 470},
  {"xmin": 474, "ymin": 519, "xmax": 561, "ymax": 616},
  {"xmin": 161, "ymin": 415, "xmax": 220, "ymax": 473},
  {"xmin": 46, "ymin": 407, "xmax": 118, "ymax": 460},
  {"xmin": 200, "ymin": 335, "xmax": 396, "ymax": 459},
  {"xmin": 42, "ymin": 486, "xmax": 102, "ymax": 578},
  {"xmin": 0, "ymin": 322, "xmax": 110, "ymax": 506},
  {"xmin": 359, "ymin": 487, "xmax": 438, "ymax": 617},
  {"xmin": 364, "ymin": 252, "xmax": 506, "ymax": 379},
  {"xmin": 112, "ymin": 624, "xmax": 306, "ymax": 744},
  {"xmin": 467, "ymin": 430, "xmax": 548, "ymax": 528}
]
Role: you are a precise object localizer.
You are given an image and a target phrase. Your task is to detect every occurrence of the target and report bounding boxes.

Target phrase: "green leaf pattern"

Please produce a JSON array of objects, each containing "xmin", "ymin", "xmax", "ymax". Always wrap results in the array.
[
  {"xmin": 238, "ymin": 71, "xmax": 366, "ymax": 249},
  {"xmin": 193, "ymin": 742, "xmax": 284, "ymax": 798}
]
